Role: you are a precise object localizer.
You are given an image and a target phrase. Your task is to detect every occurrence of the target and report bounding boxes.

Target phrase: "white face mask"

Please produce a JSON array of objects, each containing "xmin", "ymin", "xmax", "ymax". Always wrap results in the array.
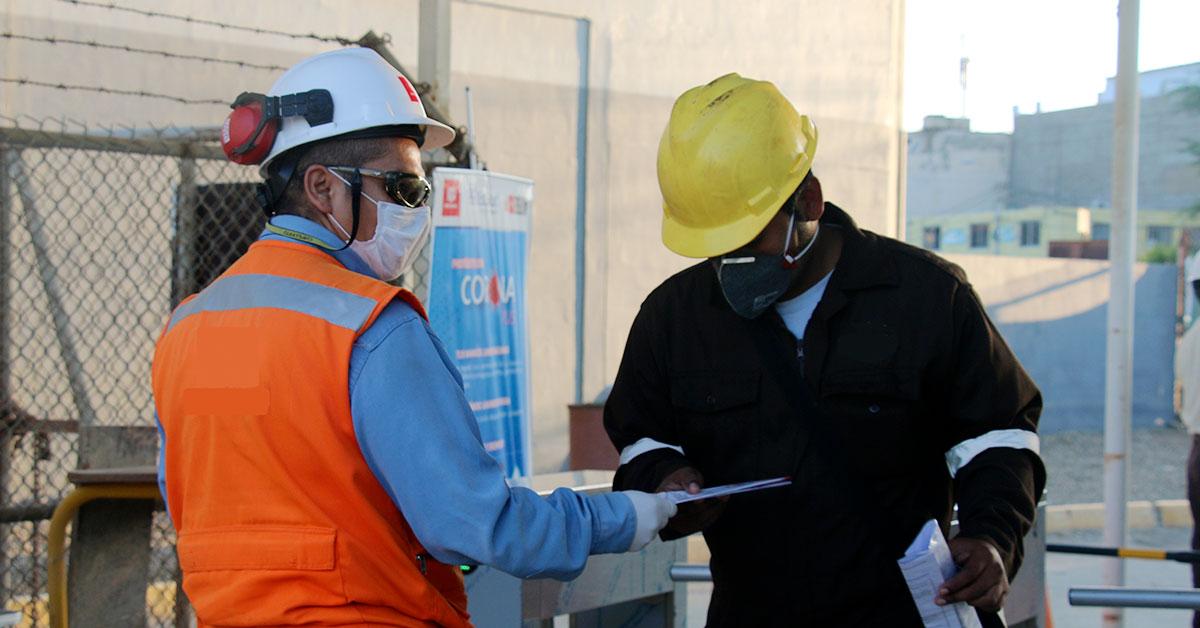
[{"xmin": 328, "ymin": 172, "xmax": 432, "ymax": 281}]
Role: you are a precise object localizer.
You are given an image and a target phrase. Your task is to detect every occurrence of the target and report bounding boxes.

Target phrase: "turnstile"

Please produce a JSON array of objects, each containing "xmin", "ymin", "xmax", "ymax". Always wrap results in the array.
[{"xmin": 465, "ymin": 471, "xmax": 687, "ymax": 627}]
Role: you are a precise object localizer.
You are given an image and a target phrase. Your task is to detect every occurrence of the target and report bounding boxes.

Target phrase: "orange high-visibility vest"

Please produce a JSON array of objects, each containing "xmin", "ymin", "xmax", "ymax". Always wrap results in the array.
[{"xmin": 152, "ymin": 239, "xmax": 471, "ymax": 627}]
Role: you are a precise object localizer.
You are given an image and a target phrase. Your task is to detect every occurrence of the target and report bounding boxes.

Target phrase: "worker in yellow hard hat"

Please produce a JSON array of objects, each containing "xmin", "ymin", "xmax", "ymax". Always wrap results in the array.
[{"xmin": 605, "ymin": 73, "xmax": 1046, "ymax": 626}]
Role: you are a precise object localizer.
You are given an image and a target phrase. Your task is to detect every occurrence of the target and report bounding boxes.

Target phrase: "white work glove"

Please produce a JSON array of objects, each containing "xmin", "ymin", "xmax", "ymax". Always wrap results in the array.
[{"xmin": 622, "ymin": 490, "xmax": 678, "ymax": 551}]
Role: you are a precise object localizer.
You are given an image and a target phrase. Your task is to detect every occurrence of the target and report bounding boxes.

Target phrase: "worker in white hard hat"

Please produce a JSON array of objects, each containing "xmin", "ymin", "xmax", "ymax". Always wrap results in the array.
[
  {"xmin": 1179, "ymin": 252, "xmax": 1200, "ymax": 628},
  {"xmin": 604, "ymin": 73, "xmax": 1045, "ymax": 626},
  {"xmin": 152, "ymin": 47, "xmax": 674, "ymax": 626}
]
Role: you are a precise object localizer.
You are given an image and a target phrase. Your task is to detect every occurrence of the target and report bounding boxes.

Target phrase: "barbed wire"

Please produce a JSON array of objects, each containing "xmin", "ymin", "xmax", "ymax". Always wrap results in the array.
[
  {"xmin": 0, "ymin": 77, "xmax": 226, "ymax": 106},
  {"xmin": 1, "ymin": 32, "xmax": 287, "ymax": 72},
  {"xmin": 56, "ymin": 0, "xmax": 363, "ymax": 46}
]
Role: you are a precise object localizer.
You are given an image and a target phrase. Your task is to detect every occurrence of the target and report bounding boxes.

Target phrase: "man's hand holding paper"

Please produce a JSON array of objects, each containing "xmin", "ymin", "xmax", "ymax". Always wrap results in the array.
[
  {"xmin": 655, "ymin": 466, "xmax": 728, "ymax": 537},
  {"xmin": 937, "ymin": 537, "xmax": 1009, "ymax": 613}
]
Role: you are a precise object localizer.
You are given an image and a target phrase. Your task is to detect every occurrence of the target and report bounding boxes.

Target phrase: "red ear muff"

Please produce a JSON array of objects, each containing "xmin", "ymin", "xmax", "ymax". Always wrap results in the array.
[
  {"xmin": 222, "ymin": 92, "xmax": 278, "ymax": 165},
  {"xmin": 221, "ymin": 89, "xmax": 335, "ymax": 166}
]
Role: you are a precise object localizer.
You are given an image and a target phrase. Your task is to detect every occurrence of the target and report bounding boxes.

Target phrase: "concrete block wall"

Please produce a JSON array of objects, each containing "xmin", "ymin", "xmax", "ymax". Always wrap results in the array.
[
  {"xmin": 907, "ymin": 120, "xmax": 1011, "ymax": 218},
  {"xmin": 1010, "ymin": 91, "xmax": 1200, "ymax": 212}
]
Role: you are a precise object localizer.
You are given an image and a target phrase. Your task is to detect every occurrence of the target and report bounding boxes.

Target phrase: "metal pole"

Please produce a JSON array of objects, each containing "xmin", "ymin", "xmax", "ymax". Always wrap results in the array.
[
  {"xmin": 1047, "ymin": 543, "xmax": 1200, "ymax": 563},
  {"xmin": 1103, "ymin": 2, "xmax": 1140, "ymax": 627},
  {"xmin": 669, "ymin": 563, "xmax": 713, "ymax": 582},
  {"xmin": 0, "ymin": 146, "xmax": 12, "ymax": 603},
  {"xmin": 573, "ymin": 17, "xmax": 591, "ymax": 404},
  {"xmin": 1071, "ymin": 587, "xmax": 1200, "ymax": 610},
  {"xmin": 172, "ymin": 153, "xmax": 199, "ymax": 306},
  {"xmin": 419, "ymin": 0, "xmax": 452, "ymax": 112},
  {"xmin": 1177, "ymin": 230, "xmax": 1190, "ymax": 336}
]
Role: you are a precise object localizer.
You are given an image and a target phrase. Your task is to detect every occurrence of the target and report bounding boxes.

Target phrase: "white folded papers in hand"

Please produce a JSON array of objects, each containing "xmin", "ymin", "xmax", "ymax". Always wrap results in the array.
[
  {"xmin": 897, "ymin": 519, "xmax": 982, "ymax": 628},
  {"xmin": 663, "ymin": 476, "xmax": 792, "ymax": 504}
]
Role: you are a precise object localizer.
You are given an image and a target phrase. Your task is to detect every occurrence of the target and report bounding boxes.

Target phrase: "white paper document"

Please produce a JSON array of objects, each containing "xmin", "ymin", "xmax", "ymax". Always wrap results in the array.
[
  {"xmin": 663, "ymin": 476, "xmax": 792, "ymax": 504},
  {"xmin": 897, "ymin": 519, "xmax": 982, "ymax": 628}
]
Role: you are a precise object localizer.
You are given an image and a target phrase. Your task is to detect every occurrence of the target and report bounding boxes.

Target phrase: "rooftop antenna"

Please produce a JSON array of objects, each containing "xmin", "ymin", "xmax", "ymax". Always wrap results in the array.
[{"xmin": 959, "ymin": 34, "xmax": 970, "ymax": 122}]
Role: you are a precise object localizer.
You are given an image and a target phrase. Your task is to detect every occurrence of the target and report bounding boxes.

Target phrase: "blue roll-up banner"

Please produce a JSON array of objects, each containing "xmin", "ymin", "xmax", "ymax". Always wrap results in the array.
[{"xmin": 428, "ymin": 169, "xmax": 534, "ymax": 478}]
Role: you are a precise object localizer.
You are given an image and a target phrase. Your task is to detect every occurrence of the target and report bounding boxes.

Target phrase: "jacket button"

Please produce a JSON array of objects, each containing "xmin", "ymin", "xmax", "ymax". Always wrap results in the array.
[
  {"xmin": 706, "ymin": 394, "xmax": 717, "ymax": 405},
  {"xmin": 868, "ymin": 404, "xmax": 881, "ymax": 414}
]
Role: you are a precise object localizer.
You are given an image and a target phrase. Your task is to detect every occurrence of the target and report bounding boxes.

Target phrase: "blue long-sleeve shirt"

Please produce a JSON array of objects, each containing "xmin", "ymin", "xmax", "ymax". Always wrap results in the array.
[{"xmin": 156, "ymin": 214, "xmax": 635, "ymax": 580}]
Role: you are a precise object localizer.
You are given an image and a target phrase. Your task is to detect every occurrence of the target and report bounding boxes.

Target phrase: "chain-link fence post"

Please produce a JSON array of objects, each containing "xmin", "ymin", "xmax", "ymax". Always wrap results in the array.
[
  {"xmin": 170, "ymin": 145, "xmax": 198, "ymax": 628},
  {"xmin": 173, "ymin": 150, "xmax": 199, "ymax": 308},
  {"xmin": 0, "ymin": 146, "xmax": 13, "ymax": 604}
]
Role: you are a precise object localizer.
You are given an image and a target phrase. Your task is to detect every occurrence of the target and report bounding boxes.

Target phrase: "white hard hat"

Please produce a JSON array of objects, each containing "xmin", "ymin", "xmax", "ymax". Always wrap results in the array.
[{"xmin": 261, "ymin": 47, "xmax": 455, "ymax": 168}]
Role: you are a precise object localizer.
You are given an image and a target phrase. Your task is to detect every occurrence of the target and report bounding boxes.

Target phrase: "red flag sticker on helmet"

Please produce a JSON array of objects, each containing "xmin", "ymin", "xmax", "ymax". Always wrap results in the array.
[{"xmin": 397, "ymin": 76, "xmax": 420, "ymax": 103}]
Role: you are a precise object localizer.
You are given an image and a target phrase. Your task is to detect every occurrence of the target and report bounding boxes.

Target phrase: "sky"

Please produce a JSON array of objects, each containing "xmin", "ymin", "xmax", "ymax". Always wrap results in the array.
[{"xmin": 904, "ymin": 0, "xmax": 1200, "ymax": 133}]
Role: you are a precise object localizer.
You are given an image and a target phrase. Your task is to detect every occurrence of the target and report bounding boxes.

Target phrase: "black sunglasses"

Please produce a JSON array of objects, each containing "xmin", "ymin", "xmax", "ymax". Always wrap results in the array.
[{"xmin": 327, "ymin": 166, "xmax": 432, "ymax": 208}]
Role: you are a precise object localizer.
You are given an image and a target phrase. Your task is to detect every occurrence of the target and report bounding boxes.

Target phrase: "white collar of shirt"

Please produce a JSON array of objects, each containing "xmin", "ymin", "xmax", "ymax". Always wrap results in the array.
[{"xmin": 774, "ymin": 271, "xmax": 834, "ymax": 341}]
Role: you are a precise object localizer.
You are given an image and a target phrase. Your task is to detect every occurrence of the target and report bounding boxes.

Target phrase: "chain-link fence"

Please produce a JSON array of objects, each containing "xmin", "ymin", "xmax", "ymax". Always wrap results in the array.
[{"xmin": 0, "ymin": 116, "xmax": 440, "ymax": 626}]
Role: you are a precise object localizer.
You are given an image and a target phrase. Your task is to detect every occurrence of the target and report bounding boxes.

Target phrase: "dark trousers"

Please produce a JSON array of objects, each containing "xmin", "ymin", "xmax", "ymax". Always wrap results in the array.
[{"xmin": 1188, "ymin": 435, "xmax": 1200, "ymax": 628}]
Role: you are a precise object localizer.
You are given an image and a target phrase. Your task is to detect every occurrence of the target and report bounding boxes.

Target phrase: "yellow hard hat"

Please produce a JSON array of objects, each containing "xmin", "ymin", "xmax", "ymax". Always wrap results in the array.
[{"xmin": 657, "ymin": 73, "xmax": 818, "ymax": 258}]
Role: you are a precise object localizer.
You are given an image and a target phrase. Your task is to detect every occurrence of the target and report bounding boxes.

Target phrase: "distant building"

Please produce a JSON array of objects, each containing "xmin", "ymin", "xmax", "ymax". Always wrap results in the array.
[
  {"xmin": 1097, "ymin": 62, "xmax": 1200, "ymax": 103},
  {"xmin": 905, "ymin": 206, "xmax": 1200, "ymax": 260},
  {"xmin": 906, "ymin": 116, "xmax": 1010, "ymax": 219},
  {"xmin": 1010, "ymin": 87, "xmax": 1200, "ymax": 212},
  {"xmin": 906, "ymin": 61, "xmax": 1200, "ymax": 253}
]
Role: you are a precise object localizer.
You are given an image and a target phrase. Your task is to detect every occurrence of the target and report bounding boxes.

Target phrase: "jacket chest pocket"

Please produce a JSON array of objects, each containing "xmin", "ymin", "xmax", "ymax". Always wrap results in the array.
[
  {"xmin": 670, "ymin": 371, "xmax": 760, "ymax": 480},
  {"xmin": 819, "ymin": 368, "xmax": 924, "ymax": 477}
]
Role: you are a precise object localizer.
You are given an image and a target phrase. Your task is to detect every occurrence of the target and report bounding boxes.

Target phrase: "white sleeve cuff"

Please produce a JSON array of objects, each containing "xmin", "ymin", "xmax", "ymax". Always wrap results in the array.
[
  {"xmin": 619, "ymin": 437, "xmax": 684, "ymax": 466},
  {"xmin": 945, "ymin": 429, "xmax": 1040, "ymax": 478}
]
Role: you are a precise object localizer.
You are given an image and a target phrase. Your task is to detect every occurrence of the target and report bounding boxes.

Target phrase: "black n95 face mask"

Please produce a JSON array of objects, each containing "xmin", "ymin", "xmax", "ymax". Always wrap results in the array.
[{"xmin": 714, "ymin": 214, "xmax": 819, "ymax": 319}]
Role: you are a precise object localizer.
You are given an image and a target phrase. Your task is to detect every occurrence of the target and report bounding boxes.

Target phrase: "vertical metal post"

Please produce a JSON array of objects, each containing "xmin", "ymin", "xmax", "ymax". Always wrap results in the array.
[
  {"xmin": 895, "ymin": 128, "xmax": 907, "ymax": 241},
  {"xmin": 0, "ymin": 149, "xmax": 9, "ymax": 408},
  {"xmin": 171, "ymin": 151, "xmax": 198, "ymax": 626},
  {"xmin": 1176, "ymin": 230, "xmax": 1190, "ymax": 337},
  {"xmin": 0, "ymin": 147, "xmax": 12, "ymax": 602},
  {"xmin": 1103, "ymin": 2, "xmax": 1140, "ymax": 627},
  {"xmin": 173, "ymin": 153, "xmax": 198, "ymax": 306},
  {"xmin": 573, "ymin": 18, "xmax": 591, "ymax": 404},
  {"xmin": 419, "ymin": 0, "xmax": 452, "ymax": 112}
]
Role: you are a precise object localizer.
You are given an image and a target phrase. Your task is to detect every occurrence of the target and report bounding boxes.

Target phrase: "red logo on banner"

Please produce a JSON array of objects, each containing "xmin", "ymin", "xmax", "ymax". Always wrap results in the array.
[
  {"xmin": 488, "ymin": 275, "xmax": 502, "ymax": 306},
  {"xmin": 397, "ymin": 75, "xmax": 420, "ymax": 103},
  {"xmin": 442, "ymin": 179, "xmax": 461, "ymax": 217}
]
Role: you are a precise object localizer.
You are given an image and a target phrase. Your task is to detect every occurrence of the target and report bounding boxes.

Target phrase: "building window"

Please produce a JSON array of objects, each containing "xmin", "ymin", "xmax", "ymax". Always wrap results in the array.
[
  {"xmin": 1147, "ymin": 225, "xmax": 1174, "ymax": 246},
  {"xmin": 970, "ymin": 224, "xmax": 989, "ymax": 249},
  {"xmin": 1020, "ymin": 221, "xmax": 1041, "ymax": 247},
  {"xmin": 923, "ymin": 226, "xmax": 941, "ymax": 250},
  {"xmin": 1093, "ymin": 222, "xmax": 1111, "ymax": 241}
]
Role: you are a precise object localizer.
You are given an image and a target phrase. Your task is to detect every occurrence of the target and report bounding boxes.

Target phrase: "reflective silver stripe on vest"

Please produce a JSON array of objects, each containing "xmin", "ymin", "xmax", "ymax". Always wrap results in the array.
[{"xmin": 167, "ymin": 273, "xmax": 378, "ymax": 333}]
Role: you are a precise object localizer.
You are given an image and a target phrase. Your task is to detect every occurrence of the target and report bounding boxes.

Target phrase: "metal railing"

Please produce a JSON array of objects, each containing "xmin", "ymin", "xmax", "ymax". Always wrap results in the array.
[
  {"xmin": 1070, "ymin": 587, "xmax": 1200, "ymax": 610},
  {"xmin": 1048, "ymin": 543, "xmax": 1200, "ymax": 564},
  {"xmin": 668, "ymin": 563, "xmax": 711, "ymax": 583}
]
